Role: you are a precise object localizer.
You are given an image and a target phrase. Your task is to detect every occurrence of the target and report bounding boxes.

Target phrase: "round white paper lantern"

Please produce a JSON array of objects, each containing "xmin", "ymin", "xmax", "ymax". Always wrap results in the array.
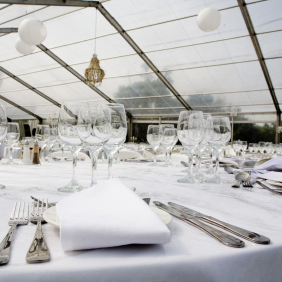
[
  {"xmin": 15, "ymin": 38, "xmax": 35, "ymax": 55},
  {"xmin": 18, "ymin": 18, "xmax": 47, "ymax": 46},
  {"xmin": 197, "ymin": 7, "xmax": 221, "ymax": 32}
]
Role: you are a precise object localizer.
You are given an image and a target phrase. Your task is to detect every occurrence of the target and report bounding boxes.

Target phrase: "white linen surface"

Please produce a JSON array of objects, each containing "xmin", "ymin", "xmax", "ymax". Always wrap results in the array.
[
  {"xmin": 255, "ymin": 171, "xmax": 282, "ymax": 182},
  {"xmin": 56, "ymin": 178, "xmax": 171, "ymax": 251},
  {"xmin": 252, "ymin": 156, "xmax": 282, "ymax": 174}
]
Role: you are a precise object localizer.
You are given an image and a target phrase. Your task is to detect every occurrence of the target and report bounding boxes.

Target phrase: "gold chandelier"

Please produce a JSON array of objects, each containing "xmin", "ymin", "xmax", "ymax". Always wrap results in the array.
[
  {"xmin": 85, "ymin": 54, "xmax": 105, "ymax": 87},
  {"xmin": 85, "ymin": 8, "xmax": 105, "ymax": 87}
]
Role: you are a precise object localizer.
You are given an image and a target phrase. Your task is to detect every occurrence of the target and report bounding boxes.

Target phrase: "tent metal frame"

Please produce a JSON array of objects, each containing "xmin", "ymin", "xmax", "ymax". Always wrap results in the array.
[{"xmin": 0, "ymin": 0, "xmax": 280, "ymax": 137}]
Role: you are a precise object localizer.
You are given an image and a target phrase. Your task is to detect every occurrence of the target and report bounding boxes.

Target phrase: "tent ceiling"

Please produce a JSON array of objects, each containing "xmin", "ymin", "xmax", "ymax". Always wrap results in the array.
[{"xmin": 0, "ymin": 0, "xmax": 280, "ymax": 122}]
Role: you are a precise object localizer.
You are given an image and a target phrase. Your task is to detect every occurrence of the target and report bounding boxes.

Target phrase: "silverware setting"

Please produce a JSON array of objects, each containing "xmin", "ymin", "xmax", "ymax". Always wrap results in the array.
[
  {"xmin": 0, "ymin": 202, "xmax": 29, "ymax": 265},
  {"xmin": 154, "ymin": 201, "xmax": 270, "ymax": 247},
  {"xmin": 256, "ymin": 181, "xmax": 282, "ymax": 195},
  {"xmin": 26, "ymin": 199, "xmax": 50, "ymax": 263}
]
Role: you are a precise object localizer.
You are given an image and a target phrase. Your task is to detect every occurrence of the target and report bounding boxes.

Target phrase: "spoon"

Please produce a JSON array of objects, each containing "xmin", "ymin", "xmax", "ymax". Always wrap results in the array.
[
  {"xmin": 232, "ymin": 172, "xmax": 250, "ymax": 188},
  {"xmin": 224, "ymin": 166, "xmax": 235, "ymax": 174}
]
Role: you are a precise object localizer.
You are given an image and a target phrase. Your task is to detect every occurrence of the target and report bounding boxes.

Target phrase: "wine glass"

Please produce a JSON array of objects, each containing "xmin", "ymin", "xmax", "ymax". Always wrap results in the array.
[
  {"xmin": 265, "ymin": 142, "xmax": 273, "ymax": 158},
  {"xmin": 159, "ymin": 124, "xmax": 174, "ymax": 166},
  {"xmin": 233, "ymin": 141, "xmax": 242, "ymax": 158},
  {"xmin": 46, "ymin": 127, "xmax": 58, "ymax": 162},
  {"xmin": 78, "ymin": 103, "xmax": 112, "ymax": 186},
  {"xmin": 0, "ymin": 104, "xmax": 7, "ymax": 188},
  {"xmin": 103, "ymin": 104, "xmax": 127, "ymax": 179},
  {"xmin": 177, "ymin": 111, "xmax": 205, "ymax": 183},
  {"xmin": 35, "ymin": 125, "xmax": 50, "ymax": 162},
  {"xmin": 5, "ymin": 122, "xmax": 20, "ymax": 165},
  {"xmin": 58, "ymin": 101, "xmax": 85, "ymax": 192},
  {"xmin": 241, "ymin": 141, "xmax": 247, "ymax": 159},
  {"xmin": 147, "ymin": 125, "xmax": 160, "ymax": 166},
  {"xmin": 258, "ymin": 141, "xmax": 265, "ymax": 157},
  {"xmin": 161, "ymin": 128, "xmax": 178, "ymax": 167},
  {"xmin": 205, "ymin": 116, "xmax": 231, "ymax": 184}
]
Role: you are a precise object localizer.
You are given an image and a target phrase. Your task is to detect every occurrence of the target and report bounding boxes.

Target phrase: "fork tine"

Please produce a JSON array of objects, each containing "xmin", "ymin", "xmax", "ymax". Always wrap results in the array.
[
  {"xmin": 24, "ymin": 202, "xmax": 29, "ymax": 221},
  {"xmin": 20, "ymin": 202, "xmax": 25, "ymax": 220},
  {"xmin": 16, "ymin": 202, "xmax": 21, "ymax": 220},
  {"xmin": 10, "ymin": 202, "xmax": 17, "ymax": 220}
]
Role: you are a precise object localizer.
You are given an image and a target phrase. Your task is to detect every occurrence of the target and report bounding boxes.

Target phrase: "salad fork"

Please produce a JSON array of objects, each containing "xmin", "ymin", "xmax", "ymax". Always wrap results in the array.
[
  {"xmin": 0, "ymin": 202, "xmax": 29, "ymax": 264},
  {"xmin": 26, "ymin": 199, "xmax": 50, "ymax": 263}
]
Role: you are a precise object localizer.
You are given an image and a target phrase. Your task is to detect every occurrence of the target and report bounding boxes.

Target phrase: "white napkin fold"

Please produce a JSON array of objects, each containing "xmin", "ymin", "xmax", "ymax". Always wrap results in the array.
[
  {"xmin": 252, "ymin": 157, "xmax": 282, "ymax": 174},
  {"xmin": 255, "ymin": 171, "xmax": 282, "ymax": 182},
  {"xmin": 56, "ymin": 179, "xmax": 171, "ymax": 251}
]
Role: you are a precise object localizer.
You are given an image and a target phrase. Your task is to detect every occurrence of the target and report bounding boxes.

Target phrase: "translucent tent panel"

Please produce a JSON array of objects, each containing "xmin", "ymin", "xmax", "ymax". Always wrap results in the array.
[
  {"xmin": 0, "ymin": 51, "xmax": 61, "ymax": 76},
  {"xmin": 0, "ymin": 6, "xmax": 82, "ymax": 29},
  {"xmin": 182, "ymin": 90, "xmax": 274, "ymax": 108},
  {"xmin": 265, "ymin": 58, "xmax": 282, "ymax": 89},
  {"xmin": 146, "ymin": 37, "xmax": 257, "ymax": 72},
  {"xmin": 51, "ymin": 33, "xmax": 135, "ymax": 65},
  {"xmin": 164, "ymin": 61, "xmax": 268, "ymax": 96},
  {"xmin": 38, "ymin": 82, "xmax": 106, "ymax": 103},
  {"xmin": 248, "ymin": 0, "xmax": 282, "ymax": 33},
  {"xmin": 258, "ymin": 32, "xmax": 282, "ymax": 58},
  {"xmin": 128, "ymin": 8, "xmax": 248, "ymax": 53},
  {"xmin": 0, "ymin": 5, "xmax": 45, "ymax": 25},
  {"xmin": 104, "ymin": 0, "xmax": 237, "ymax": 31},
  {"xmin": 194, "ymin": 104, "xmax": 275, "ymax": 114},
  {"xmin": 0, "ymin": 77, "xmax": 26, "ymax": 92},
  {"xmin": 0, "ymin": 89, "xmax": 54, "ymax": 108},
  {"xmin": 73, "ymin": 55, "xmax": 151, "ymax": 78},
  {"xmin": 43, "ymin": 7, "xmax": 117, "ymax": 49},
  {"xmin": 98, "ymin": 73, "xmax": 175, "ymax": 99},
  {"xmin": 127, "ymin": 108, "xmax": 185, "ymax": 116},
  {"xmin": 115, "ymin": 96, "xmax": 183, "ymax": 109},
  {"xmin": 19, "ymin": 67, "xmax": 80, "ymax": 88},
  {"xmin": 274, "ymin": 89, "xmax": 282, "ymax": 104}
]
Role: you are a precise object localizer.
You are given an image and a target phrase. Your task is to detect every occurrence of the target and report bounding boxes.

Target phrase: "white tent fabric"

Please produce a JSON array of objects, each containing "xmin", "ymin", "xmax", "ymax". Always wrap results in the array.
[{"xmin": 0, "ymin": 0, "xmax": 281, "ymax": 122}]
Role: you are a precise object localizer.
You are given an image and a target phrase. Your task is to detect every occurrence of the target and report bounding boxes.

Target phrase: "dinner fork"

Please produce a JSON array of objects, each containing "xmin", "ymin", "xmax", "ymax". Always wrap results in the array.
[
  {"xmin": 242, "ymin": 181, "xmax": 253, "ymax": 188},
  {"xmin": 0, "ymin": 202, "xmax": 29, "ymax": 264},
  {"xmin": 26, "ymin": 199, "xmax": 50, "ymax": 263}
]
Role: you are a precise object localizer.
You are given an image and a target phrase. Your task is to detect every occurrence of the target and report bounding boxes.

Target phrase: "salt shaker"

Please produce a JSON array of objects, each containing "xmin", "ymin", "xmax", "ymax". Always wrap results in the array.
[
  {"xmin": 23, "ymin": 140, "xmax": 31, "ymax": 165},
  {"xmin": 32, "ymin": 140, "xmax": 40, "ymax": 165}
]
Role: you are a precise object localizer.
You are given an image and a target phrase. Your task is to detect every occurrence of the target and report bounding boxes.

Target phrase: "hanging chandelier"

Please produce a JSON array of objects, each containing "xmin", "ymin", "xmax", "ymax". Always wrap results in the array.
[
  {"xmin": 85, "ymin": 54, "xmax": 105, "ymax": 87},
  {"xmin": 85, "ymin": 8, "xmax": 105, "ymax": 87}
]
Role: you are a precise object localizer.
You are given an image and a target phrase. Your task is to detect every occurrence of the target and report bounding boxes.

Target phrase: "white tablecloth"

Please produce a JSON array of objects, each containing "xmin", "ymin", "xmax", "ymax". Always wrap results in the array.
[{"xmin": 0, "ymin": 161, "xmax": 281, "ymax": 282}]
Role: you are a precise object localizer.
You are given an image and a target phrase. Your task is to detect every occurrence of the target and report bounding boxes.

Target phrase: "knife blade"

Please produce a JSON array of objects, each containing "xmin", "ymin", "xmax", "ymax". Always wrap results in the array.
[
  {"xmin": 153, "ymin": 201, "xmax": 244, "ymax": 248},
  {"xmin": 168, "ymin": 202, "xmax": 270, "ymax": 245}
]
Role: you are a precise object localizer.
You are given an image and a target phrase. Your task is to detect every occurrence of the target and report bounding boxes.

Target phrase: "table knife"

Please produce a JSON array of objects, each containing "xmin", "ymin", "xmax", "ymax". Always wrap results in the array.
[
  {"xmin": 168, "ymin": 202, "xmax": 270, "ymax": 245},
  {"xmin": 154, "ymin": 201, "xmax": 244, "ymax": 248}
]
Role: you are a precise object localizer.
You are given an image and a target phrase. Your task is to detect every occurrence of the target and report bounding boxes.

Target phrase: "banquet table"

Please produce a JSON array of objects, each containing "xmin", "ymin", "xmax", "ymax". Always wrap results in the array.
[{"xmin": 0, "ymin": 160, "xmax": 282, "ymax": 282}]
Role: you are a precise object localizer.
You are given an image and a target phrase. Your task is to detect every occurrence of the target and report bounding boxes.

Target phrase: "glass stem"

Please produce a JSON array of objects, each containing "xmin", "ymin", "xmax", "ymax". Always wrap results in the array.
[
  {"xmin": 90, "ymin": 150, "xmax": 98, "ymax": 186},
  {"xmin": 9, "ymin": 146, "xmax": 13, "ymax": 162},
  {"xmin": 209, "ymin": 147, "xmax": 213, "ymax": 169},
  {"xmin": 213, "ymin": 147, "xmax": 220, "ymax": 178},
  {"xmin": 70, "ymin": 146, "xmax": 80, "ymax": 185},
  {"xmin": 108, "ymin": 152, "xmax": 113, "ymax": 179},
  {"xmin": 168, "ymin": 147, "xmax": 172, "ymax": 165},
  {"xmin": 153, "ymin": 146, "xmax": 157, "ymax": 163},
  {"xmin": 186, "ymin": 147, "xmax": 193, "ymax": 177}
]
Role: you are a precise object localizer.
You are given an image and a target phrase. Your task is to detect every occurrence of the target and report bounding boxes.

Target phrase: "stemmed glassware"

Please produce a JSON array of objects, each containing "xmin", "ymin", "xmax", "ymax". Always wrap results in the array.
[
  {"xmin": 160, "ymin": 128, "xmax": 178, "ymax": 167},
  {"xmin": 146, "ymin": 125, "xmax": 160, "ymax": 166},
  {"xmin": 241, "ymin": 141, "xmax": 247, "ymax": 159},
  {"xmin": 159, "ymin": 124, "xmax": 175, "ymax": 167},
  {"xmin": 0, "ymin": 104, "xmax": 7, "ymax": 188},
  {"xmin": 103, "ymin": 104, "xmax": 127, "ymax": 179},
  {"xmin": 35, "ymin": 125, "xmax": 50, "ymax": 162},
  {"xmin": 265, "ymin": 142, "xmax": 273, "ymax": 158},
  {"xmin": 233, "ymin": 141, "xmax": 242, "ymax": 158},
  {"xmin": 205, "ymin": 116, "xmax": 231, "ymax": 184},
  {"xmin": 46, "ymin": 127, "xmax": 58, "ymax": 162},
  {"xmin": 5, "ymin": 122, "xmax": 20, "ymax": 165},
  {"xmin": 78, "ymin": 103, "xmax": 112, "ymax": 186},
  {"xmin": 58, "ymin": 101, "xmax": 85, "ymax": 192},
  {"xmin": 258, "ymin": 141, "xmax": 265, "ymax": 157},
  {"xmin": 177, "ymin": 111, "xmax": 205, "ymax": 183}
]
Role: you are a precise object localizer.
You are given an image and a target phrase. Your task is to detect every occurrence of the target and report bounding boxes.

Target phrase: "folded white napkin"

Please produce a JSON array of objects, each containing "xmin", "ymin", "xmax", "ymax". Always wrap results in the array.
[
  {"xmin": 56, "ymin": 179, "xmax": 171, "ymax": 251},
  {"xmin": 253, "ymin": 157, "xmax": 282, "ymax": 174},
  {"xmin": 255, "ymin": 171, "xmax": 282, "ymax": 182}
]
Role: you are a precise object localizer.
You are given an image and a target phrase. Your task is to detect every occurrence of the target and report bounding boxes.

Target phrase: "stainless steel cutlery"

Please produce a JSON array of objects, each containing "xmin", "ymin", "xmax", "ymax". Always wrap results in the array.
[
  {"xmin": 26, "ymin": 199, "xmax": 50, "ymax": 263},
  {"xmin": 154, "ymin": 201, "xmax": 270, "ymax": 247},
  {"xmin": 0, "ymin": 202, "xmax": 29, "ymax": 265}
]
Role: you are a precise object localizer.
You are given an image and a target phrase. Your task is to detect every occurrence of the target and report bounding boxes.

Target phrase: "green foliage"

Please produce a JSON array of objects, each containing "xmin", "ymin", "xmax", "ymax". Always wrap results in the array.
[{"xmin": 233, "ymin": 123, "xmax": 276, "ymax": 143}]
